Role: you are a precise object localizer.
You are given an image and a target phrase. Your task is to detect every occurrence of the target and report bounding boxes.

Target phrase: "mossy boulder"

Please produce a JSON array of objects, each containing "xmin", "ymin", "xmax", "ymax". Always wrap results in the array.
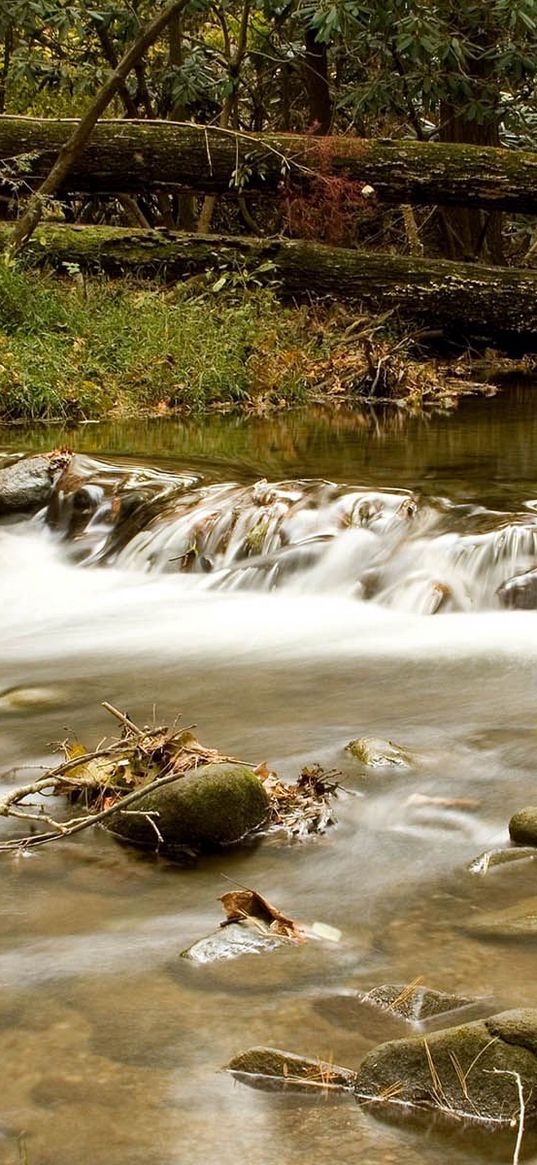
[
  {"xmin": 509, "ymin": 807, "xmax": 537, "ymax": 847},
  {"xmin": 105, "ymin": 762, "xmax": 270, "ymax": 860},
  {"xmin": 0, "ymin": 452, "xmax": 70, "ymax": 514},
  {"xmin": 346, "ymin": 736, "xmax": 414, "ymax": 768},
  {"xmin": 354, "ymin": 1009, "xmax": 537, "ymax": 1124}
]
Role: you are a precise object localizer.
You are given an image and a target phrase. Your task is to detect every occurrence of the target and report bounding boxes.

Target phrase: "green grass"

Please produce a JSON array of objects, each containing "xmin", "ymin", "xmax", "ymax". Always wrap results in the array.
[{"xmin": 0, "ymin": 265, "xmax": 328, "ymax": 421}]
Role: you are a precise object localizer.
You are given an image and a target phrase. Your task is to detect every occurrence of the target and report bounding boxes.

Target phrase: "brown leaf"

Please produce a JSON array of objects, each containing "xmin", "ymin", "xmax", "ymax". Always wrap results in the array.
[{"xmin": 219, "ymin": 888, "xmax": 305, "ymax": 941}]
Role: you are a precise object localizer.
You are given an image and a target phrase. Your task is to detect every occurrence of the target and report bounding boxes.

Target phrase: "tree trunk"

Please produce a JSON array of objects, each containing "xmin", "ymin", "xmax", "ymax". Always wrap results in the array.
[
  {"xmin": 5, "ymin": 0, "xmax": 194, "ymax": 255},
  {"xmin": 3, "ymin": 118, "xmax": 537, "ymax": 213},
  {"xmin": 303, "ymin": 28, "xmax": 332, "ymax": 134},
  {"xmin": 439, "ymin": 101, "xmax": 504, "ymax": 264},
  {"xmin": 10, "ymin": 223, "xmax": 537, "ymax": 339},
  {"xmin": 438, "ymin": 13, "xmax": 504, "ymax": 264}
]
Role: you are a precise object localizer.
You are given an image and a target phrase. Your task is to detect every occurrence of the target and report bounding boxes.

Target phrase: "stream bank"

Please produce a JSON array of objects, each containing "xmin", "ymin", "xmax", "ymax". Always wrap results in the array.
[{"xmin": 1, "ymin": 265, "xmax": 531, "ymax": 422}]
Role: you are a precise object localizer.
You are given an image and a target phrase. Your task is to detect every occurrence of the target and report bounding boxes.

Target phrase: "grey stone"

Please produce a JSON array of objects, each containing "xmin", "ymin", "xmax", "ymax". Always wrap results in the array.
[
  {"xmin": 469, "ymin": 846, "xmax": 537, "ymax": 875},
  {"xmin": 181, "ymin": 922, "xmax": 286, "ymax": 964},
  {"xmin": 360, "ymin": 984, "xmax": 476, "ymax": 1025},
  {"xmin": 0, "ymin": 452, "xmax": 70, "ymax": 514},
  {"xmin": 498, "ymin": 568, "xmax": 537, "ymax": 609}
]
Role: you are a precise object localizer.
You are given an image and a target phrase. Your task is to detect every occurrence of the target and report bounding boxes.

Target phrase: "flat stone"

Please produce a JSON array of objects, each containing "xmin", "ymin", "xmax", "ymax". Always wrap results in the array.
[
  {"xmin": 468, "ymin": 846, "xmax": 537, "ymax": 875},
  {"xmin": 463, "ymin": 896, "xmax": 537, "ymax": 939},
  {"xmin": 181, "ymin": 922, "xmax": 286, "ymax": 964},
  {"xmin": 226, "ymin": 1046, "xmax": 356, "ymax": 1093},
  {"xmin": 360, "ymin": 984, "xmax": 477, "ymax": 1024}
]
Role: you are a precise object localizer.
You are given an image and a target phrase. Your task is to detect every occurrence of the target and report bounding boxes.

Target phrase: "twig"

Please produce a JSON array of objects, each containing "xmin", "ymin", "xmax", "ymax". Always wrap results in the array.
[
  {"xmin": 0, "ymin": 752, "xmax": 116, "ymax": 812},
  {"xmin": 0, "ymin": 770, "xmax": 187, "ymax": 853},
  {"xmin": 120, "ymin": 809, "xmax": 164, "ymax": 845},
  {"xmin": 487, "ymin": 1070, "xmax": 525, "ymax": 1164},
  {"xmin": 101, "ymin": 701, "xmax": 145, "ymax": 738}
]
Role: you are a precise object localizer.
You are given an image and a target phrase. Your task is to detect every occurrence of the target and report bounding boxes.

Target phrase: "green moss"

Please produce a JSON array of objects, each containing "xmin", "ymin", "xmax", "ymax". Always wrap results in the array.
[{"xmin": 105, "ymin": 762, "xmax": 270, "ymax": 859}]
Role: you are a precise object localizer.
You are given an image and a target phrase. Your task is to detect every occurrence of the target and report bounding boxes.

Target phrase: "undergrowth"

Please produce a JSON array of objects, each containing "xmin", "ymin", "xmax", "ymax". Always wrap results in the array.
[
  {"xmin": 0, "ymin": 265, "xmax": 328, "ymax": 420},
  {"xmin": 0, "ymin": 264, "xmax": 490, "ymax": 421}
]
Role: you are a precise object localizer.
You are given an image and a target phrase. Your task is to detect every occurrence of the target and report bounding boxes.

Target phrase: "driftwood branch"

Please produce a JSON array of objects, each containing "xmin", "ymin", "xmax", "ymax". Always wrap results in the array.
[{"xmin": 0, "ymin": 768, "xmax": 194, "ymax": 853}]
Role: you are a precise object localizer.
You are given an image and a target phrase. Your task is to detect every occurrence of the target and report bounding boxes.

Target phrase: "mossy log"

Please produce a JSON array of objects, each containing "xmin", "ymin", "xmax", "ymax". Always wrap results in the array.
[
  {"xmin": 4, "ymin": 116, "xmax": 537, "ymax": 210},
  {"xmin": 9, "ymin": 223, "xmax": 537, "ymax": 337}
]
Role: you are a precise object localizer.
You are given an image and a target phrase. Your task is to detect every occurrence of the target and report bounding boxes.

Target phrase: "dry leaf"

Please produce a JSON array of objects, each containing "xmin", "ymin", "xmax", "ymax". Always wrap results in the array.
[{"xmin": 219, "ymin": 888, "xmax": 305, "ymax": 941}]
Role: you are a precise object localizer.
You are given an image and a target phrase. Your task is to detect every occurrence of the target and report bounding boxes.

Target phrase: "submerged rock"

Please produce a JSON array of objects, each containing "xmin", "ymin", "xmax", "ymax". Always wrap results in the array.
[
  {"xmin": 346, "ymin": 736, "xmax": 414, "ymax": 768},
  {"xmin": 463, "ymin": 896, "xmax": 537, "ymax": 939},
  {"xmin": 0, "ymin": 685, "xmax": 65, "ymax": 713},
  {"xmin": 226, "ymin": 1046, "xmax": 356, "ymax": 1093},
  {"xmin": 509, "ymin": 807, "xmax": 537, "ymax": 847},
  {"xmin": 360, "ymin": 984, "xmax": 476, "ymax": 1025},
  {"xmin": 354, "ymin": 1009, "xmax": 537, "ymax": 1125},
  {"xmin": 0, "ymin": 451, "xmax": 70, "ymax": 515},
  {"xmin": 468, "ymin": 846, "xmax": 537, "ymax": 875},
  {"xmin": 498, "ymin": 568, "xmax": 537, "ymax": 609},
  {"xmin": 105, "ymin": 762, "xmax": 270, "ymax": 860}
]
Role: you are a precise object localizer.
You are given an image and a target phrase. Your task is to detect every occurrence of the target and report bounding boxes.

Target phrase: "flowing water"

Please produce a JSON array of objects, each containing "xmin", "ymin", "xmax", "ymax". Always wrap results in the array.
[{"xmin": 1, "ymin": 391, "xmax": 537, "ymax": 1164}]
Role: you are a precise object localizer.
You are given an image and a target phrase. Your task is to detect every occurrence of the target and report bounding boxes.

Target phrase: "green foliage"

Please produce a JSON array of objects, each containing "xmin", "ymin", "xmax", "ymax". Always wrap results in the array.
[
  {"xmin": 0, "ymin": 266, "xmax": 322, "ymax": 419},
  {"xmin": 2, "ymin": 0, "xmax": 536, "ymax": 140}
]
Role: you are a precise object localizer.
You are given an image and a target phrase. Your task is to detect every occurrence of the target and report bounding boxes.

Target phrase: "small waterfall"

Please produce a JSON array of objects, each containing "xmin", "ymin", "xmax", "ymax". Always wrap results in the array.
[{"xmin": 17, "ymin": 454, "xmax": 537, "ymax": 614}]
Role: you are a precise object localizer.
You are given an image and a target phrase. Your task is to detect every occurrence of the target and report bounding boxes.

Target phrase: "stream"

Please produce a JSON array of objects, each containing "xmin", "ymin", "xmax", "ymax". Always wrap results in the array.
[{"xmin": 1, "ymin": 390, "xmax": 537, "ymax": 1165}]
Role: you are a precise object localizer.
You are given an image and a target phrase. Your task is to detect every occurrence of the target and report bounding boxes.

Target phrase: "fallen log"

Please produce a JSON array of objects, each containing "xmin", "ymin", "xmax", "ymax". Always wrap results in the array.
[
  {"xmin": 9, "ymin": 223, "xmax": 537, "ymax": 338},
  {"xmin": 3, "ymin": 116, "xmax": 537, "ymax": 212}
]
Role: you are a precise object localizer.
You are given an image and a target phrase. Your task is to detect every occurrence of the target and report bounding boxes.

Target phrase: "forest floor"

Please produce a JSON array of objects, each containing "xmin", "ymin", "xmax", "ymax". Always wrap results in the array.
[{"xmin": 0, "ymin": 264, "xmax": 532, "ymax": 422}]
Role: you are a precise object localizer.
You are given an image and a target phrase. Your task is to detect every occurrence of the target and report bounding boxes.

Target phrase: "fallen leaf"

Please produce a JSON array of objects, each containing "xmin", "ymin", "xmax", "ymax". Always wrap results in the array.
[{"xmin": 219, "ymin": 887, "xmax": 305, "ymax": 941}]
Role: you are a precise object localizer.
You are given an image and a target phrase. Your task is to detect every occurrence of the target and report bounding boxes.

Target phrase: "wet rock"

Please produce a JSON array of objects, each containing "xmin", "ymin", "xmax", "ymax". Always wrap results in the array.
[
  {"xmin": 182, "ymin": 922, "xmax": 286, "ymax": 964},
  {"xmin": 226, "ymin": 1046, "xmax": 356, "ymax": 1093},
  {"xmin": 346, "ymin": 736, "xmax": 414, "ymax": 768},
  {"xmin": 0, "ymin": 685, "xmax": 65, "ymax": 713},
  {"xmin": 105, "ymin": 762, "xmax": 270, "ymax": 860},
  {"xmin": 360, "ymin": 984, "xmax": 477, "ymax": 1025},
  {"xmin": 463, "ymin": 896, "xmax": 537, "ymax": 939},
  {"xmin": 0, "ymin": 451, "xmax": 70, "ymax": 515},
  {"xmin": 354, "ymin": 1009, "xmax": 537, "ymax": 1124},
  {"xmin": 509, "ymin": 807, "xmax": 537, "ymax": 847},
  {"xmin": 498, "ymin": 568, "xmax": 537, "ymax": 609},
  {"xmin": 468, "ymin": 846, "xmax": 537, "ymax": 875}
]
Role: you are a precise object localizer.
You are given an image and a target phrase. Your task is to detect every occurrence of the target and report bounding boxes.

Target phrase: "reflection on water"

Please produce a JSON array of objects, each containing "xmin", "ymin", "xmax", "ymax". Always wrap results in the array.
[{"xmin": 1, "ymin": 391, "xmax": 537, "ymax": 1164}]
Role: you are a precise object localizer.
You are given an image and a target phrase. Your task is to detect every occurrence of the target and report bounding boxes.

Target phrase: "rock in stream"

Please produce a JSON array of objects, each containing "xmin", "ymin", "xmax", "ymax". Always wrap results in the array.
[
  {"xmin": 105, "ymin": 762, "xmax": 270, "ymax": 860},
  {"xmin": 228, "ymin": 1009, "xmax": 537, "ymax": 1126},
  {"xmin": 0, "ymin": 451, "xmax": 71, "ymax": 514}
]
